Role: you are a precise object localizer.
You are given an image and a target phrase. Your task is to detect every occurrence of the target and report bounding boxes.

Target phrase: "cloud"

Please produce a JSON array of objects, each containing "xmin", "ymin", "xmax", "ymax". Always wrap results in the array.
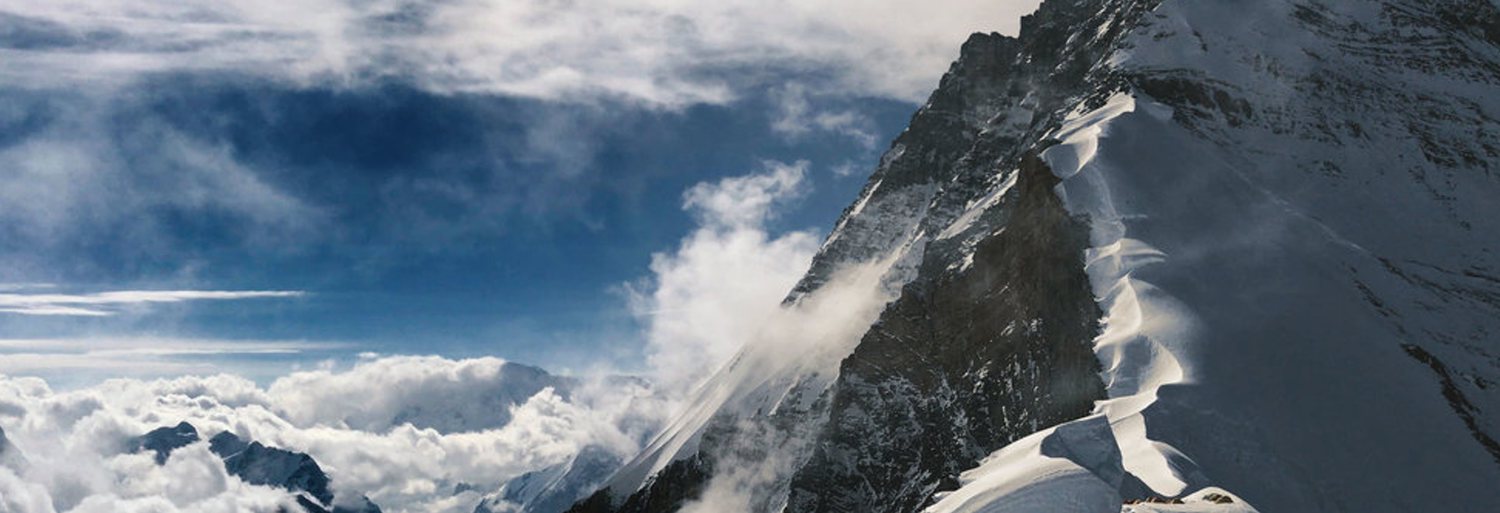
[
  {"xmin": 0, "ymin": 386, "xmax": 298, "ymax": 513},
  {"xmin": 0, "ymin": 355, "xmax": 667, "ymax": 513},
  {"xmin": 0, "ymin": 284, "xmax": 55, "ymax": 292},
  {"xmin": 627, "ymin": 208, "xmax": 903, "ymax": 513},
  {"xmin": 0, "ymin": 337, "xmax": 327, "ymax": 356},
  {"xmin": 0, "ymin": 86, "xmax": 637, "ymax": 282},
  {"xmin": 266, "ymin": 356, "xmax": 570, "ymax": 433},
  {"xmin": 0, "ymin": 155, "xmax": 891, "ymax": 512},
  {"xmin": 0, "ymin": 0, "xmax": 1034, "ymax": 285},
  {"xmin": 0, "ymin": 290, "xmax": 304, "ymax": 317},
  {"xmin": 830, "ymin": 161, "xmax": 861, "ymax": 178},
  {"xmin": 1, "ymin": 0, "xmax": 1042, "ymax": 107},
  {"xmin": 770, "ymin": 83, "xmax": 879, "ymax": 149},
  {"xmin": 627, "ymin": 161, "xmax": 821, "ymax": 395},
  {"xmin": 0, "ymin": 338, "xmax": 346, "ymax": 381},
  {"xmin": 608, "ymin": 149, "xmax": 906, "ymax": 507},
  {"xmin": 682, "ymin": 160, "xmax": 810, "ymax": 230},
  {"xmin": 0, "ymin": 94, "xmax": 324, "ymax": 280}
]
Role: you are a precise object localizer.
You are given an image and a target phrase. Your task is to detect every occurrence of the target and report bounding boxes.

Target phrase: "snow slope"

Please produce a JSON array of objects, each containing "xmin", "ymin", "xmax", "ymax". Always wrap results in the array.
[
  {"xmin": 477, "ymin": 445, "xmax": 622, "ymax": 513},
  {"xmin": 932, "ymin": 0, "xmax": 1500, "ymax": 511}
]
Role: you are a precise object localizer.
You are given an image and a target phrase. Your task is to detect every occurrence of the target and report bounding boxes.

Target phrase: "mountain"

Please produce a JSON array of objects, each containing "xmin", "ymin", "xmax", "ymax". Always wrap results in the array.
[
  {"xmin": 567, "ymin": 0, "xmax": 1500, "ymax": 511},
  {"xmin": 476, "ymin": 445, "xmax": 623, "ymax": 513},
  {"xmin": 129, "ymin": 421, "xmax": 200, "ymax": 465},
  {"xmin": 128, "ymin": 422, "xmax": 382, "ymax": 513},
  {"xmin": 379, "ymin": 361, "xmax": 575, "ymax": 434},
  {"xmin": 0, "ymin": 425, "xmax": 25, "ymax": 469}
]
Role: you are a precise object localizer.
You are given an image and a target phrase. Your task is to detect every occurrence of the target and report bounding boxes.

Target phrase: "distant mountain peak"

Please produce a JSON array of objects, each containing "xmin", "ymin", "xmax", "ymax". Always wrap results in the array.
[
  {"xmin": 129, "ymin": 421, "xmax": 200, "ymax": 464},
  {"xmin": 134, "ymin": 423, "xmax": 382, "ymax": 513}
]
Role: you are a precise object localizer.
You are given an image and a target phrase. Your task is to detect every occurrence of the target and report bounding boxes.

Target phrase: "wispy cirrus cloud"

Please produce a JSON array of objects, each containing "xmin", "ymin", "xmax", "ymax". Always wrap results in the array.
[
  {"xmin": 0, "ymin": 337, "xmax": 336, "ymax": 356},
  {"xmin": 0, "ymin": 284, "xmax": 55, "ymax": 292},
  {"xmin": 770, "ymin": 83, "xmax": 879, "ymax": 149},
  {"xmin": 0, "ymin": 290, "xmax": 304, "ymax": 316},
  {"xmin": 0, "ymin": 336, "xmax": 347, "ymax": 383},
  {"xmin": 0, "ymin": 0, "xmax": 1041, "ymax": 107}
]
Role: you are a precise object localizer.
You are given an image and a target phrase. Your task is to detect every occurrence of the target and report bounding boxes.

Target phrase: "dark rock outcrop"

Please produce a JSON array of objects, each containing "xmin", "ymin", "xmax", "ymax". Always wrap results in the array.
[
  {"xmin": 129, "ymin": 421, "xmax": 200, "ymax": 464},
  {"xmin": 130, "ymin": 423, "xmax": 381, "ymax": 513}
]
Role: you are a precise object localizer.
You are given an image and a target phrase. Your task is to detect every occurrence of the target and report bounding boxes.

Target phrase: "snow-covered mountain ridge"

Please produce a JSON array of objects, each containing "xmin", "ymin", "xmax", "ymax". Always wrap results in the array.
[
  {"xmin": 126, "ymin": 422, "xmax": 383, "ymax": 513},
  {"xmin": 556, "ymin": 0, "xmax": 1500, "ymax": 511}
]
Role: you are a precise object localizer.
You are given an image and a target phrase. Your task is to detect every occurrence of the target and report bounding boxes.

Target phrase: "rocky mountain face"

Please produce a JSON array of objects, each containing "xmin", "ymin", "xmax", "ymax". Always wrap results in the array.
[
  {"xmin": 130, "ymin": 421, "xmax": 199, "ymax": 465},
  {"xmin": 566, "ymin": 0, "xmax": 1500, "ymax": 511},
  {"xmin": 566, "ymin": 1, "xmax": 1150, "ymax": 511},
  {"xmin": 127, "ymin": 422, "xmax": 382, "ymax": 513},
  {"xmin": 476, "ymin": 445, "xmax": 623, "ymax": 513}
]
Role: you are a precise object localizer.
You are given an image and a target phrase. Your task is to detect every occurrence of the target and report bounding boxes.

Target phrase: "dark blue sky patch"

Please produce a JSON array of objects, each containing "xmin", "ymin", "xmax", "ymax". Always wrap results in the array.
[
  {"xmin": 0, "ymin": 74, "xmax": 917, "ymax": 371},
  {"xmin": 0, "ymin": 11, "xmax": 126, "ymax": 51}
]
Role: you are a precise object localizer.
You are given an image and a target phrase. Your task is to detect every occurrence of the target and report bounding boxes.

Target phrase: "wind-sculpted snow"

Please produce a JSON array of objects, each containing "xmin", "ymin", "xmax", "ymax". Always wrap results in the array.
[
  {"xmin": 1043, "ymin": 93, "xmax": 1201, "ymax": 497},
  {"xmin": 925, "ymin": 416, "xmax": 1127, "ymax": 513}
]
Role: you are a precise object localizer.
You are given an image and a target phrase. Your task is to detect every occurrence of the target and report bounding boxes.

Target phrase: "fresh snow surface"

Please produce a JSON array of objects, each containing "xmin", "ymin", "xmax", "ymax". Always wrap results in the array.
[
  {"xmin": 1043, "ymin": 92, "xmax": 1205, "ymax": 498},
  {"xmin": 929, "ymin": 93, "xmax": 1234, "ymax": 513},
  {"xmin": 925, "ymin": 416, "xmax": 1125, "ymax": 513},
  {"xmin": 1121, "ymin": 488, "xmax": 1257, "ymax": 513}
]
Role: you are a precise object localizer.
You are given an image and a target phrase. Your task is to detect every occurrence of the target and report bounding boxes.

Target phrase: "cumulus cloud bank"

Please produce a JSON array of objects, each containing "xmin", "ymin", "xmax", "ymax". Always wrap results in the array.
[
  {"xmin": 2, "ymin": 0, "xmax": 1040, "ymax": 106},
  {"xmin": 266, "ymin": 356, "xmax": 571, "ymax": 433},
  {"xmin": 0, "ymin": 440, "xmax": 295, "ymax": 513},
  {"xmin": 0, "ymin": 156, "xmax": 891, "ymax": 512},
  {"xmin": 0, "ymin": 355, "xmax": 667, "ymax": 513}
]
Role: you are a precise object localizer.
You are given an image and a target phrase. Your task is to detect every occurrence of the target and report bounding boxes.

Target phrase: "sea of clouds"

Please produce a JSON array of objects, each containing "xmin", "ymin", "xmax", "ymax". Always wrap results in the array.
[{"xmin": 0, "ymin": 158, "xmax": 832, "ymax": 513}]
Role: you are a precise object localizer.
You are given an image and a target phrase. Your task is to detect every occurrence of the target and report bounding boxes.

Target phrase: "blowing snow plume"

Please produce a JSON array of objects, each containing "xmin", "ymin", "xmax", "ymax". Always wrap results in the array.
[
  {"xmin": 627, "ymin": 161, "xmax": 821, "ymax": 398},
  {"xmin": 606, "ymin": 248, "xmax": 900, "ymax": 512},
  {"xmin": 592, "ymin": 173, "xmax": 909, "ymax": 511}
]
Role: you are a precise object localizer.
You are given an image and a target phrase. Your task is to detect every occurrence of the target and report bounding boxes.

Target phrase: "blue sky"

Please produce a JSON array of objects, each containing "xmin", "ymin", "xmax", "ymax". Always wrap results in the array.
[{"xmin": 0, "ymin": 0, "xmax": 1040, "ymax": 385}]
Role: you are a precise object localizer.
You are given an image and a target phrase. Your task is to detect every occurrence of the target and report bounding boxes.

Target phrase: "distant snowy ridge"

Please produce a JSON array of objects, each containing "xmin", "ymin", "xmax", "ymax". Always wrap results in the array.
[{"xmin": 126, "ymin": 421, "xmax": 383, "ymax": 513}]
